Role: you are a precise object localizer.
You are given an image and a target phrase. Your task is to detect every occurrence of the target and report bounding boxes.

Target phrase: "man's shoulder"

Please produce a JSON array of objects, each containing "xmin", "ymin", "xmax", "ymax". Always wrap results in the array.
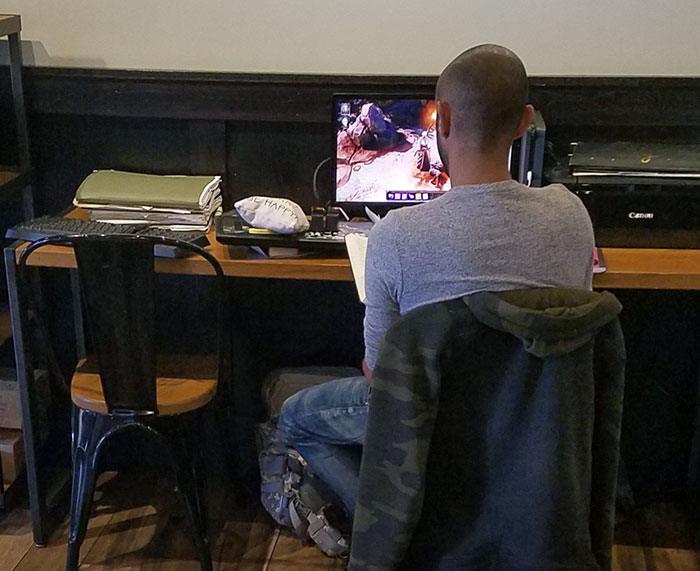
[
  {"xmin": 369, "ymin": 203, "xmax": 429, "ymax": 240},
  {"xmin": 525, "ymin": 183, "xmax": 591, "ymax": 223},
  {"xmin": 378, "ymin": 200, "xmax": 443, "ymax": 231},
  {"xmin": 536, "ymin": 182, "xmax": 585, "ymax": 207},
  {"xmin": 369, "ymin": 181, "xmax": 590, "ymax": 241}
]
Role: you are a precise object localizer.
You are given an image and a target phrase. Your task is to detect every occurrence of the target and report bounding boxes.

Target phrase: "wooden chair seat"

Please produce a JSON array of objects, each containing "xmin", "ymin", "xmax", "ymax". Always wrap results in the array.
[{"xmin": 71, "ymin": 354, "xmax": 218, "ymax": 415}]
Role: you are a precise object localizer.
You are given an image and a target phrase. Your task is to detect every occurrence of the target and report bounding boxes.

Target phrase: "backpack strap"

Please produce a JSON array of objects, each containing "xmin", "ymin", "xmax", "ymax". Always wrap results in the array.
[
  {"xmin": 307, "ymin": 508, "xmax": 350, "ymax": 558},
  {"xmin": 289, "ymin": 497, "xmax": 311, "ymax": 540},
  {"xmin": 289, "ymin": 495, "xmax": 349, "ymax": 558}
]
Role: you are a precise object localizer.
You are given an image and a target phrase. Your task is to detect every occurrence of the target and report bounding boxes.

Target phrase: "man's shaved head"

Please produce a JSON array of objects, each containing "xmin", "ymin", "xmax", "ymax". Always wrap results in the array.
[{"xmin": 436, "ymin": 44, "xmax": 529, "ymax": 152}]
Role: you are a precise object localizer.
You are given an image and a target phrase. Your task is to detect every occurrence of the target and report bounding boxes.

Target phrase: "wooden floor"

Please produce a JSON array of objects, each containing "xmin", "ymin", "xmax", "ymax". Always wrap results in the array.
[{"xmin": 0, "ymin": 471, "xmax": 697, "ymax": 570}]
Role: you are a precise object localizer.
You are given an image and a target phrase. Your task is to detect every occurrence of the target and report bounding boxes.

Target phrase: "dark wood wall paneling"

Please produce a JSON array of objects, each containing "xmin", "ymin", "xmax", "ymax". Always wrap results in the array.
[
  {"xmin": 2, "ymin": 67, "xmax": 700, "ymax": 214},
  {"xmin": 17, "ymin": 69, "xmax": 440, "ymax": 213},
  {"xmin": 3, "ymin": 68, "xmax": 700, "ymax": 214},
  {"xmin": 19, "ymin": 68, "xmax": 700, "ymax": 124}
]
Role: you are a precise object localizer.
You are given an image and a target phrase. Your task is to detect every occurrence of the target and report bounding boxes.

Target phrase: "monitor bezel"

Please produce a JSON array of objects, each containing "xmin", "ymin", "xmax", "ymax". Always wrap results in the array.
[{"xmin": 332, "ymin": 92, "xmax": 443, "ymax": 218}]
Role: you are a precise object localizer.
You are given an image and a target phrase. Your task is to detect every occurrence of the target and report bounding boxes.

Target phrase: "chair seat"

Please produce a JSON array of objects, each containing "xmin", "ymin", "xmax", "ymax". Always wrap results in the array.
[{"xmin": 71, "ymin": 354, "xmax": 218, "ymax": 415}]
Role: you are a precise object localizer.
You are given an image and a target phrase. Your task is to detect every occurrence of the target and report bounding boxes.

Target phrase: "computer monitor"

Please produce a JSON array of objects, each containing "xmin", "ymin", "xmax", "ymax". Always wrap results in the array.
[
  {"xmin": 334, "ymin": 95, "xmax": 450, "ymax": 213},
  {"xmin": 333, "ymin": 94, "xmax": 543, "ymax": 215}
]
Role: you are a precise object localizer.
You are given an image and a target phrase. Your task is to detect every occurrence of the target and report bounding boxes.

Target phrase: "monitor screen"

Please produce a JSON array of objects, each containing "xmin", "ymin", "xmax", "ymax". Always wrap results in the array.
[{"xmin": 334, "ymin": 96, "xmax": 451, "ymax": 206}]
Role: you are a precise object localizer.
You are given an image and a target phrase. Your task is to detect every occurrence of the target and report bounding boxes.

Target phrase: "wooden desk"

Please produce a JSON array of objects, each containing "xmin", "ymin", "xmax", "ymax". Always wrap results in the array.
[
  {"xmin": 15, "ymin": 209, "xmax": 354, "ymax": 281},
  {"xmin": 595, "ymin": 249, "xmax": 700, "ymax": 291},
  {"xmin": 19, "ymin": 232, "xmax": 354, "ymax": 281},
  {"xmin": 12, "ymin": 208, "xmax": 700, "ymax": 288},
  {"xmin": 19, "ymin": 236, "xmax": 700, "ymax": 290}
]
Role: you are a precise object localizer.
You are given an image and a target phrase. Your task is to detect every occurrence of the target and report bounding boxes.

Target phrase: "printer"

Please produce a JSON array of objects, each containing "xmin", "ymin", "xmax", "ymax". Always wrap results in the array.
[{"xmin": 557, "ymin": 141, "xmax": 700, "ymax": 248}]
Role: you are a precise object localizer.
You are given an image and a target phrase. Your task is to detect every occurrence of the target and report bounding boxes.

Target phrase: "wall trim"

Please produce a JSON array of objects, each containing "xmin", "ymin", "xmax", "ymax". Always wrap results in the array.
[{"xmin": 9, "ymin": 67, "xmax": 700, "ymax": 126}]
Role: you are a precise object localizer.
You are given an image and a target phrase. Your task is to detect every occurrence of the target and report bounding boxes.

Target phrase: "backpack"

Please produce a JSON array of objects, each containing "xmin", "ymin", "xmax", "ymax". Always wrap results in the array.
[{"xmin": 257, "ymin": 367, "xmax": 361, "ymax": 557}]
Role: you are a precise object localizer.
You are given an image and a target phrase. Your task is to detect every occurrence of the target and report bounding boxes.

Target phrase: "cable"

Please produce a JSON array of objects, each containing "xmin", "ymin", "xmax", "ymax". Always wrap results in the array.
[{"xmin": 312, "ymin": 156, "xmax": 333, "ymax": 205}]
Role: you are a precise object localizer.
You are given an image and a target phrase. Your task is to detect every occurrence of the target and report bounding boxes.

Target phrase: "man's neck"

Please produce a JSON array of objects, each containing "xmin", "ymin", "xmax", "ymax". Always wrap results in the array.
[{"xmin": 447, "ymin": 147, "xmax": 512, "ymax": 187}]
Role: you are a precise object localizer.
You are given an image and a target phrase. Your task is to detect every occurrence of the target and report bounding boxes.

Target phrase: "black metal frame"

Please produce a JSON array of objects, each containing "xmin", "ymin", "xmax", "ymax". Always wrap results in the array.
[
  {"xmin": 0, "ymin": 18, "xmax": 35, "ymax": 499},
  {"xmin": 1, "ymin": 16, "xmax": 34, "ymax": 219},
  {"xmin": 3, "ymin": 243, "xmax": 49, "ymax": 538},
  {"xmin": 66, "ymin": 407, "xmax": 211, "ymax": 570},
  {"xmin": 18, "ymin": 232, "xmax": 227, "ymax": 403},
  {"xmin": 5, "ymin": 233, "xmax": 229, "ymax": 560},
  {"xmin": 17, "ymin": 234, "xmax": 225, "ymax": 570}
]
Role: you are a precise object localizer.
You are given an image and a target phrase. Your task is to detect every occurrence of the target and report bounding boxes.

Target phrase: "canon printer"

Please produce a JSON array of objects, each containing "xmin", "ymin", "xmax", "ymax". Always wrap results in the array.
[{"xmin": 556, "ymin": 141, "xmax": 700, "ymax": 248}]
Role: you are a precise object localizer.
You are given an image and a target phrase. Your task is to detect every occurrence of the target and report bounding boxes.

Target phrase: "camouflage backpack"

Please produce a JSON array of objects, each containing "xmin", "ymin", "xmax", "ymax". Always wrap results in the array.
[{"xmin": 257, "ymin": 367, "xmax": 360, "ymax": 557}]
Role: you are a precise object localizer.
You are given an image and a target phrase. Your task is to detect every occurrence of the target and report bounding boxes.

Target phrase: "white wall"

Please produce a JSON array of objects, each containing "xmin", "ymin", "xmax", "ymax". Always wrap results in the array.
[{"xmin": 3, "ymin": 0, "xmax": 700, "ymax": 76}]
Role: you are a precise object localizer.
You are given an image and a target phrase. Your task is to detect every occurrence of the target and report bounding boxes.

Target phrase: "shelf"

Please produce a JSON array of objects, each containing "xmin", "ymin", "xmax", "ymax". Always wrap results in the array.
[
  {"xmin": 0, "ymin": 170, "xmax": 19, "ymax": 185},
  {"xmin": 0, "ymin": 303, "xmax": 10, "ymax": 347},
  {"xmin": 0, "ymin": 169, "xmax": 31, "ymax": 207},
  {"xmin": 0, "ymin": 15, "xmax": 20, "ymax": 39}
]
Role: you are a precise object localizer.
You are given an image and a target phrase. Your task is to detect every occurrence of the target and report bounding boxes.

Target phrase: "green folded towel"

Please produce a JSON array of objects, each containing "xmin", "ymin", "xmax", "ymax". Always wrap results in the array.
[{"xmin": 74, "ymin": 170, "xmax": 221, "ymax": 211}]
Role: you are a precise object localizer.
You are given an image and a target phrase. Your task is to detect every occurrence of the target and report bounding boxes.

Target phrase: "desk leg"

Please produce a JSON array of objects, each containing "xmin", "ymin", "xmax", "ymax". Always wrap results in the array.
[
  {"xmin": 688, "ymin": 363, "xmax": 700, "ymax": 491},
  {"xmin": 70, "ymin": 270, "xmax": 85, "ymax": 361},
  {"xmin": 21, "ymin": 184, "xmax": 35, "ymax": 223},
  {"xmin": 4, "ymin": 246, "xmax": 49, "ymax": 545}
]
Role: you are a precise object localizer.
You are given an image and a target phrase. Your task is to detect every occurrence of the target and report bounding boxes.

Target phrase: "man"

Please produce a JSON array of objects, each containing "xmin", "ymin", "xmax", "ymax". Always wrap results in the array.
[{"xmin": 279, "ymin": 44, "xmax": 594, "ymax": 516}]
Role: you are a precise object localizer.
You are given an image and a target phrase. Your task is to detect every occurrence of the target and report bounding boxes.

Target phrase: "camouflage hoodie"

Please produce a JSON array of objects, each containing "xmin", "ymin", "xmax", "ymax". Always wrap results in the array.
[{"xmin": 350, "ymin": 288, "xmax": 624, "ymax": 571}]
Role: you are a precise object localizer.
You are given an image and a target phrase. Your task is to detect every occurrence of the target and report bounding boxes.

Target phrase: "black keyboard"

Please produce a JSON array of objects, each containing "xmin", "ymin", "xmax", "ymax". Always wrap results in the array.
[
  {"xmin": 6, "ymin": 216, "xmax": 210, "ymax": 258},
  {"xmin": 215, "ymin": 212, "xmax": 372, "ymax": 252}
]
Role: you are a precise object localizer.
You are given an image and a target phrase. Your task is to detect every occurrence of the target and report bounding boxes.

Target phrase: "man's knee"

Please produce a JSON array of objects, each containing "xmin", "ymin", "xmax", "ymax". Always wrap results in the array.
[
  {"xmin": 278, "ymin": 376, "xmax": 368, "ymax": 445},
  {"xmin": 278, "ymin": 390, "xmax": 305, "ymax": 444}
]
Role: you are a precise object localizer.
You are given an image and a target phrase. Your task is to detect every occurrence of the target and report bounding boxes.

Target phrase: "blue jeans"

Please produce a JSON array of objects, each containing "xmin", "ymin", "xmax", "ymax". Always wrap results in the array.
[{"xmin": 278, "ymin": 376, "xmax": 369, "ymax": 514}]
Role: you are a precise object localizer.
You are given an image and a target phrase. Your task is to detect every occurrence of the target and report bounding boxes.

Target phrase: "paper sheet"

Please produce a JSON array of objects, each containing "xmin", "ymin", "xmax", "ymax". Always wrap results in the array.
[{"xmin": 345, "ymin": 233, "xmax": 368, "ymax": 303}]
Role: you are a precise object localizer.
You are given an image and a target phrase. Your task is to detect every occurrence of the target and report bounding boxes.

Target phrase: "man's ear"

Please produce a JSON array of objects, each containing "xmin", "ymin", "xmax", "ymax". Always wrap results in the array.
[
  {"xmin": 437, "ymin": 100, "xmax": 451, "ymax": 138},
  {"xmin": 513, "ymin": 104, "xmax": 535, "ymax": 140}
]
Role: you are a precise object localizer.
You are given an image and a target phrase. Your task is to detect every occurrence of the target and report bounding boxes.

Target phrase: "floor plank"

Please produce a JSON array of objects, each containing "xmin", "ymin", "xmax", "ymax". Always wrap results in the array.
[
  {"xmin": 652, "ymin": 548, "xmax": 700, "ymax": 570},
  {"xmin": 14, "ymin": 472, "xmax": 174, "ymax": 571},
  {"xmin": 13, "ymin": 477, "xmax": 116, "ymax": 571},
  {"xmin": 214, "ymin": 506, "xmax": 277, "ymax": 570},
  {"xmin": 138, "ymin": 517, "xmax": 223, "ymax": 571},
  {"xmin": 614, "ymin": 545, "xmax": 700, "ymax": 571},
  {"xmin": 0, "ymin": 508, "xmax": 34, "ymax": 571},
  {"xmin": 78, "ymin": 481, "xmax": 176, "ymax": 571},
  {"xmin": 83, "ymin": 507, "xmax": 166, "ymax": 570},
  {"xmin": 2, "ymin": 471, "xmax": 699, "ymax": 570},
  {"xmin": 265, "ymin": 529, "xmax": 335, "ymax": 571}
]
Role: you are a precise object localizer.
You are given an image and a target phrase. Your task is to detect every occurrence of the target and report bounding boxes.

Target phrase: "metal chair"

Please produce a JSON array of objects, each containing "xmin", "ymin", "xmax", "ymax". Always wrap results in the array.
[{"xmin": 18, "ymin": 233, "xmax": 225, "ymax": 571}]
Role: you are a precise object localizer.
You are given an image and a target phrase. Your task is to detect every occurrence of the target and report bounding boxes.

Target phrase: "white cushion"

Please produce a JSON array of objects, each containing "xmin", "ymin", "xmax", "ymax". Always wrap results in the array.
[{"xmin": 234, "ymin": 196, "xmax": 310, "ymax": 234}]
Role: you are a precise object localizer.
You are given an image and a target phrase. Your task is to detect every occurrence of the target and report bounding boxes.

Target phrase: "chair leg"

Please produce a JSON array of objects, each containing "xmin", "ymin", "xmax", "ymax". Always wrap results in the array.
[
  {"xmin": 170, "ymin": 413, "xmax": 212, "ymax": 571},
  {"xmin": 66, "ymin": 408, "xmax": 105, "ymax": 571}
]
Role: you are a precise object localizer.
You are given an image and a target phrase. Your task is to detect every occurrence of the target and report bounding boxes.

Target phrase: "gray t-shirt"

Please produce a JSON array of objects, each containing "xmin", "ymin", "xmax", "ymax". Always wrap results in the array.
[{"xmin": 364, "ymin": 179, "xmax": 595, "ymax": 369}]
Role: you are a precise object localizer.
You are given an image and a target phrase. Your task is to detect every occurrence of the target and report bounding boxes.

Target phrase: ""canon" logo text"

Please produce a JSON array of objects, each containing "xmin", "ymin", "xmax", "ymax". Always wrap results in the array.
[{"xmin": 628, "ymin": 212, "xmax": 654, "ymax": 219}]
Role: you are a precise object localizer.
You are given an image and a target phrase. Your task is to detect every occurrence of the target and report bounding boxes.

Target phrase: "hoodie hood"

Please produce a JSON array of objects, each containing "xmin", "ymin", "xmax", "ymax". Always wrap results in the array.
[{"xmin": 463, "ymin": 288, "xmax": 623, "ymax": 358}]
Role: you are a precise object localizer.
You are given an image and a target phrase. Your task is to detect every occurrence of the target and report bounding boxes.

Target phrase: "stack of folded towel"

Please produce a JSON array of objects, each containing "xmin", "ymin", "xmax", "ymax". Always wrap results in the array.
[{"xmin": 74, "ymin": 170, "xmax": 223, "ymax": 231}]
